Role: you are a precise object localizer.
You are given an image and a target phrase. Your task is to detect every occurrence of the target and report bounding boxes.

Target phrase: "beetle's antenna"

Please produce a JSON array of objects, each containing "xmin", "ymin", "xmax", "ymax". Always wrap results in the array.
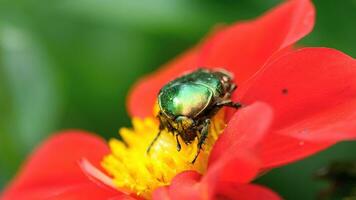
[{"xmin": 146, "ymin": 130, "xmax": 162, "ymax": 154}]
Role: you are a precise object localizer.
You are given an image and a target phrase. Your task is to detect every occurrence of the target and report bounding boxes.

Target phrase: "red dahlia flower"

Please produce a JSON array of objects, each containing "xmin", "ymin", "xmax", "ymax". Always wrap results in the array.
[{"xmin": 2, "ymin": 0, "xmax": 356, "ymax": 199}]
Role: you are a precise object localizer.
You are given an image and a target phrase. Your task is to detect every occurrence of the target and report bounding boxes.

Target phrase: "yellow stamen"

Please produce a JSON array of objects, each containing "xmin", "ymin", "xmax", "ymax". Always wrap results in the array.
[{"xmin": 101, "ymin": 110, "xmax": 225, "ymax": 198}]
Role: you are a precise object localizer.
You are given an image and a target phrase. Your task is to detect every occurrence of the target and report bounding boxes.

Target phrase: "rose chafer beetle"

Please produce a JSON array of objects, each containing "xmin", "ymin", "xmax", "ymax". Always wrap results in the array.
[{"xmin": 147, "ymin": 68, "xmax": 241, "ymax": 163}]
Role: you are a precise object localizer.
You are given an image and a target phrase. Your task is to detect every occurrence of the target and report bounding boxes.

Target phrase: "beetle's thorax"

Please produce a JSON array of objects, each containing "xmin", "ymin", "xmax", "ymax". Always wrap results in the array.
[{"xmin": 158, "ymin": 82, "xmax": 212, "ymax": 118}]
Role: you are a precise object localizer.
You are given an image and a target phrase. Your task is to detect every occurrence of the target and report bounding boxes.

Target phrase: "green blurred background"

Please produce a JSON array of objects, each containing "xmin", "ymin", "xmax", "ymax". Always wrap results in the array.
[{"xmin": 0, "ymin": 0, "xmax": 355, "ymax": 199}]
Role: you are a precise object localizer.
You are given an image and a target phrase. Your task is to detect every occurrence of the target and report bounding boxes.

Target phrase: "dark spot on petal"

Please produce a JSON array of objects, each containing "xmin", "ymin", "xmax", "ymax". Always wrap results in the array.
[{"xmin": 282, "ymin": 88, "xmax": 288, "ymax": 95}]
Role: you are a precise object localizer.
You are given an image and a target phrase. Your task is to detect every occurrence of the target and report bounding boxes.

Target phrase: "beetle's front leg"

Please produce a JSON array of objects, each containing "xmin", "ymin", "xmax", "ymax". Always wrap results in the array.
[{"xmin": 191, "ymin": 119, "xmax": 210, "ymax": 164}]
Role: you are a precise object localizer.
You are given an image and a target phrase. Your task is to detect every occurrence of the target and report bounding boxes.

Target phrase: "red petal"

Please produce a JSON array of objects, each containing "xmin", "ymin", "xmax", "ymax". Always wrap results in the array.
[
  {"xmin": 201, "ymin": 0, "xmax": 314, "ymax": 84},
  {"xmin": 259, "ymin": 133, "xmax": 333, "ymax": 168},
  {"xmin": 1, "ymin": 131, "xmax": 123, "ymax": 200},
  {"xmin": 215, "ymin": 183, "xmax": 282, "ymax": 200},
  {"xmin": 209, "ymin": 102, "xmax": 273, "ymax": 166},
  {"xmin": 237, "ymin": 48, "xmax": 356, "ymax": 167},
  {"xmin": 127, "ymin": 0, "xmax": 315, "ymax": 118},
  {"xmin": 277, "ymin": 99, "xmax": 356, "ymax": 142},
  {"xmin": 1, "ymin": 183, "xmax": 133, "ymax": 200}
]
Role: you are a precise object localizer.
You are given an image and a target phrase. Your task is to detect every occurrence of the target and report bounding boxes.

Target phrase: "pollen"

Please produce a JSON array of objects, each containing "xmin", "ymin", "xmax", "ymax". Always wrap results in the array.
[{"xmin": 101, "ymin": 110, "xmax": 226, "ymax": 198}]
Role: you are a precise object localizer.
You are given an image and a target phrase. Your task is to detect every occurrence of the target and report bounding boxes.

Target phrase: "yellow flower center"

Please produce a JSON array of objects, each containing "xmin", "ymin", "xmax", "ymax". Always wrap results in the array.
[{"xmin": 101, "ymin": 110, "xmax": 225, "ymax": 198}]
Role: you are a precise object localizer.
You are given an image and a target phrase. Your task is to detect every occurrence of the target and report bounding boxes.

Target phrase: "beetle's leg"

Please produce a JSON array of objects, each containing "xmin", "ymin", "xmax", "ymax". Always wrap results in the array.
[
  {"xmin": 146, "ymin": 129, "xmax": 162, "ymax": 154},
  {"xmin": 217, "ymin": 100, "xmax": 242, "ymax": 109},
  {"xmin": 175, "ymin": 133, "xmax": 182, "ymax": 151},
  {"xmin": 191, "ymin": 119, "xmax": 210, "ymax": 164},
  {"xmin": 225, "ymin": 101, "xmax": 242, "ymax": 109},
  {"xmin": 229, "ymin": 83, "xmax": 237, "ymax": 92}
]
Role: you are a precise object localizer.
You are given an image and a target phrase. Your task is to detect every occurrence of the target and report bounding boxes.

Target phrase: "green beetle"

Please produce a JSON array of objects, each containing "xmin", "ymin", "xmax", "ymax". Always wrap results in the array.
[{"xmin": 147, "ymin": 68, "xmax": 241, "ymax": 163}]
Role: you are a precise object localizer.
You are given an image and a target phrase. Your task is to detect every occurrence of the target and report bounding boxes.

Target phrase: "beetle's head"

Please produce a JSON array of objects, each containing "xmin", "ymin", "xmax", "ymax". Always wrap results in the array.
[
  {"xmin": 175, "ymin": 116, "xmax": 194, "ymax": 130},
  {"xmin": 212, "ymin": 68, "xmax": 235, "ymax": 92}
]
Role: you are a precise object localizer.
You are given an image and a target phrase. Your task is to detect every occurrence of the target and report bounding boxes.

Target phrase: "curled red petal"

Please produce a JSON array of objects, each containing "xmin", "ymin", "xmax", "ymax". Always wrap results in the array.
[
  {"xmin": 127, "ymin": 0, "xmax": 315, "ymax": 118},
  {"xmin": 1, "ymin": 131, "xmax": 124, "ymax": 200},
  {"xmin": 200, "ymin": 102, "xmax": 273, "ymax": 193},
  {"xmin": 209, "ymin": 102, "xmax": 273, "ymax": 166},
  {"xmin": 237, "ymin": 47, "xmax": 356, "ymax": 168}
]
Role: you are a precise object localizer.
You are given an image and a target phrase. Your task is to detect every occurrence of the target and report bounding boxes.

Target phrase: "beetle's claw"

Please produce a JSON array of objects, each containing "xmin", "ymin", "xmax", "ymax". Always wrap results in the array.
[
  {"xmin": 176, "ymin": 142, "xmax": 181, "ymax": 152},
  {"xmin": 191, "ymin": 153, "xmax": 199, "ymax": 164},
  {"xmin": 175, "ymin": 134, "xmax": 182, "ymax": 151},
  {"xmin": 146, "ymin": 146, "xmax": 152, "ymax": 155}
]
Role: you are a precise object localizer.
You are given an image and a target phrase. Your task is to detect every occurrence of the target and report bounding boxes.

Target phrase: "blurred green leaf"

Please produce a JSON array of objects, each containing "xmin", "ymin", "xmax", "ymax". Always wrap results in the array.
[
  {"xmin": 57, "ymin": 0, "xmax": 218, "ymax": 37},
  {"xmin": 0, "ymin": 22, "xmax": 61, "ymax": 186},
  {"xmin": 55, "ymin": 0, "xmax": 281, "ymax": 39}
]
